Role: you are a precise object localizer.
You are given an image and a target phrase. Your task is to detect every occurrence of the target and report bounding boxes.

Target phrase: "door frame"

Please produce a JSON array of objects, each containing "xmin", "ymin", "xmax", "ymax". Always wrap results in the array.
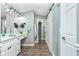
[{"xmin": 35, "ymin": 19, "xmax": 43, "ymax": 43}]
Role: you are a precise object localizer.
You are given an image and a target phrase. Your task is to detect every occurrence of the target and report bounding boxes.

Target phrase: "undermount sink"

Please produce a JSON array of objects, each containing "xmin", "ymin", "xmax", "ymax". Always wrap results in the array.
[
  {"xmin": 0, "ymin": 34, "xmax": 15, "ymax": 42},
  {"xmin": 0, "ymin": 36, "xmax": 13, "ymax": 42},
  {"xmin": 0, "ymin": 33, "xmax": 27, "ymax": 42},
  {"xmin": 9, "ymin": 35, "xmax": 16, "ymax": 37}
]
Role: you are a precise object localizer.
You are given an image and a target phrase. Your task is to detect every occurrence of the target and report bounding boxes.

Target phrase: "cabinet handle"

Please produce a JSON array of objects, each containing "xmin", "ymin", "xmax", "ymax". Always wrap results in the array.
[
  {"xmin": 17, "ymin": 38, "xmax": 19, "ymax": 40},
  {"xmin": 8, "ymin": 46, "xmax": 11, "ymax": 50}
]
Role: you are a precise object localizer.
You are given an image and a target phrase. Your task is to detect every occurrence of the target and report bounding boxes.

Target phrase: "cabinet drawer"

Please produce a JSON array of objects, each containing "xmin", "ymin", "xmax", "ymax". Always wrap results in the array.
[
  {"xmin": 1, "ymin": 50, "xmax": 8, "ymax": 56},
  {"xmin": 1, "ymin": 39, "xmax": 17, "ymax": 52},
  {"xmin": 1, "ymin": 38, "xmax": 20, "ymax": 56},
  {"xmin": 63, "ymin": 3, "xmax": 76, "ymax": 13},
  {"xmin": 1, "ymin": 43, "xmax": 12, "ymax": 52}
]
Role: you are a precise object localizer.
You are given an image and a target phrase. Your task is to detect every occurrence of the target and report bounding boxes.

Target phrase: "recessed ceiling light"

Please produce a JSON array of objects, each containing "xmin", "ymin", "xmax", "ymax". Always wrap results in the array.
[
  {"xmin": 14, "ymin": 12, "xmax": 17, "ymax": 14},
  {"xmin": 11, "ymin": 9, "xmax": 14, "ymax": 12},
  {"xmin": 12, "ymin": 13, "xmax": 15, "ymax": 16}
]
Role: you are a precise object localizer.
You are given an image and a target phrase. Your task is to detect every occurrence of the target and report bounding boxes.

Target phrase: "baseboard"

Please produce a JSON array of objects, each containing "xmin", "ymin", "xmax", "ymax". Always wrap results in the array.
[
  {"xmin": 35, "ymin": 40, "xmax": 38, "ymax": 43},
  {"xmin": 49, "ymin": 46, "xmax": 55, "ymax": 56},
  {"xmin": 51, "ymin": 51, "xmax": 55, "ymax": 56},
  {"xmin": 46, "ymin": 41, "xmax": 54, "ymax": 56},
  {"xmin": 21, "ymin": 44, "xmax": 34, "ymax": 46}
]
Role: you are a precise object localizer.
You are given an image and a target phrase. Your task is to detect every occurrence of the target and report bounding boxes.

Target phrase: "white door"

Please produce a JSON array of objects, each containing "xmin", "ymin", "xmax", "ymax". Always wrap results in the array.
[{"xmin": 60, "ymin": 4, "xmax": 77, "ymax": 56}]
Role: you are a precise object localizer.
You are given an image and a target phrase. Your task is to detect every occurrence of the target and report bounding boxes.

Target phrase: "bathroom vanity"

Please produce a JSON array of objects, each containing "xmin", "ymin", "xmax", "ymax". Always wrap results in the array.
[{"xmin": 0, "ymin": 34, "xmax": 27, "ymax": 56}]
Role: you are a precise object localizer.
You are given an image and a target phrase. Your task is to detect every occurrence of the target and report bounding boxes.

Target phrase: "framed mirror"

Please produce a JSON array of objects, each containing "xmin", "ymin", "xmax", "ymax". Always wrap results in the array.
[
  {"xmin": 1, "ymin": 4, "xmax": 7, "ymax": 34},
  {"xmin": 1, "ymin": 16, "xmax": 6, "ymax": 34}
]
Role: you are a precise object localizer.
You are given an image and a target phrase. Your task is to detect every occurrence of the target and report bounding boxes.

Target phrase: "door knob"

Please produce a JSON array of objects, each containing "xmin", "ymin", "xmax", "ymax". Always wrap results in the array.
[{"xmin": 62, "ymin": 36, "xmax": 65, "ymax": 40}]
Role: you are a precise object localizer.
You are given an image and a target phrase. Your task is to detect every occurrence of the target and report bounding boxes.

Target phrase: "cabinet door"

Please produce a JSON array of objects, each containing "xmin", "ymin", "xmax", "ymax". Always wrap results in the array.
[
  {"xmin": 62, "ymin": 42, "xmax": 76, "ymax": 56},
  {"xmin": 1, "ymin": 50, "xmax": 9, "ymax": 56},
  {"xmin": 13, "ymin": 38, "xmax": 20, "ymax": 55},
  {"xmin": 8, "ymin": 46, "xmax": 15, "ymax": 56},
  {"xmin": 1, "ymin": 38, "xmax": 20, "ymax": 56},
  {"xmin": 13, "ymin": 45, "xmax": 18, "ymax": 56}
]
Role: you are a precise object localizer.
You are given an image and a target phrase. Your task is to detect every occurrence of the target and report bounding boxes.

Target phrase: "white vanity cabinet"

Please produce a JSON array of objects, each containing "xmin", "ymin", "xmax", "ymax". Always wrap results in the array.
[
  {"xmin": 0, "ymin": 37, "xmax": 20, "ymax": 56},
  {"xmin": 13, "ymin": 38, "xmax": 20, "ymax": 56}
]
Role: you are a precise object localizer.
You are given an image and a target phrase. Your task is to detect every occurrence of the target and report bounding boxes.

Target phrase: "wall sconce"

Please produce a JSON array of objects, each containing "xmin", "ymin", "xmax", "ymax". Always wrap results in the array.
[
  {"xmin": 14, "ymin": 23, "xmax": 18, "ymax": 28},
  {"xmin": 20, "ymin": 23, "xmax": 26, "ymax": 28}
]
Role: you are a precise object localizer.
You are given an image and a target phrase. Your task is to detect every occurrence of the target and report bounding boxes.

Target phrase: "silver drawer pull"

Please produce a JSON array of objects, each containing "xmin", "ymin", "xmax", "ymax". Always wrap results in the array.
[{"xmin": 8, "ymin": 46, "xmax": 11, "ymax": 50}]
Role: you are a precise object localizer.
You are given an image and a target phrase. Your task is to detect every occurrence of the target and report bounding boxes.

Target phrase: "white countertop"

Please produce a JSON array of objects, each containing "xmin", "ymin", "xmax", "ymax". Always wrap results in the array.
[
  {"xmin": 0, "ymin": 33, "xmax": 28, "ymax": 47},
  {"xmin": 0, "ymin": 36, "xmax": 14, "ymax": 42}
]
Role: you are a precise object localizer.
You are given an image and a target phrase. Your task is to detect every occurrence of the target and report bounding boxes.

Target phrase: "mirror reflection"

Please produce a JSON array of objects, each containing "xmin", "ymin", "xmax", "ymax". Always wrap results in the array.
[{"xmin": 0, "ymin": 3, "xmax": 30, "ymax": 37}]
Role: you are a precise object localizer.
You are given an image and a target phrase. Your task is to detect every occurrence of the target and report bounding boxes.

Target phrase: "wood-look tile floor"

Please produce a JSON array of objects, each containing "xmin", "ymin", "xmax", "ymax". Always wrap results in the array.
[{"xmin": 18, "ymin": 40, "xmax": 52, "ymax": 56}]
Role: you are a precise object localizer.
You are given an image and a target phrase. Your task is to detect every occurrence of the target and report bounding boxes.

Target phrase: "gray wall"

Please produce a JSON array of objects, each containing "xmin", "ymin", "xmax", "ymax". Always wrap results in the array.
[
  {"xmin": 21, "ymin": 11, "xmax": 35, "ymax": 45},
  {"xmin": 77, "ymin": 4, "xmax": 79, "ymax": 45},
  {"xmin": 77, "ymin": 4, "xmax": 79, "ymax": 56},
  {"xmin": 52, "ymin": 4, "xmax": 60, "ymax": 56},
  {"xmin": 46, "ymin": 4, "xmax": 60, "ymax": 56},
  {"xmin": 0, "ymin": 3, "xmax": 1, "ymax": 33}
]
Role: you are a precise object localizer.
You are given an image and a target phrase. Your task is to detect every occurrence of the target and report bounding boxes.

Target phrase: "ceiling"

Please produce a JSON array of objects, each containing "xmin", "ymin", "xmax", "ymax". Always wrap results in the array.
[
  {"xmin": 1, "ymin": 4, "xmax": 6, "ymax": 18},
  {"xmin": 6, "ymin": 3, "xmax": 53, "ymax": 17}
]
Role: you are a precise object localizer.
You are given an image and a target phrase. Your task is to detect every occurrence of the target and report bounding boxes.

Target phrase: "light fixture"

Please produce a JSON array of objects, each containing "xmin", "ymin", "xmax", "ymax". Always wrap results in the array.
[
  {"xmin": 9, "ymin": 11, "xmax": 13, "ymax": 14},
  {"xmin": 11, "ymin": 9, "xmax": 14, "ymax": 12},
  {"xmin": 1, "ymin": 3, "xmax": 6, "ymax": 6},
  {"xmin": 15, "ymin": 15, "xmax": 18, "ymax": 17},
  {"xmin": 14, "ymin": 11, "xmax": 17, "ymax": 14},
  {"xmin": 11, "ymin": 12, "xmax": 14, "ymax": 15},
  {"xmin": 2, "ymin": 3, "xmax": 22, "ymax": 17}
]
